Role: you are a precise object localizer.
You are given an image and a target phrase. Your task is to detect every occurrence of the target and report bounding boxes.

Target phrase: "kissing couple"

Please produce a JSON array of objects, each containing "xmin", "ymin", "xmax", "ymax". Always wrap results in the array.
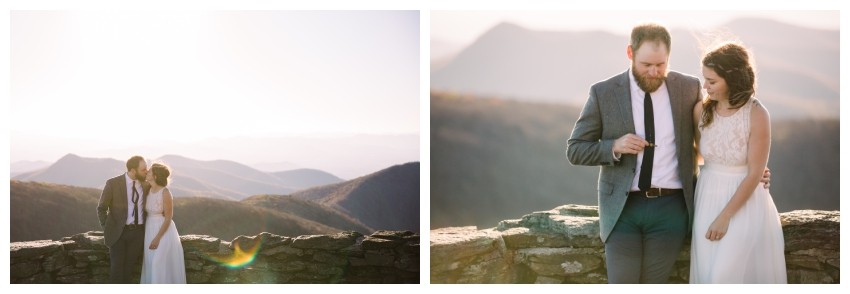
[{"xmin": 96, "ymin": 155, "xmax": 187, "ymax": 283}]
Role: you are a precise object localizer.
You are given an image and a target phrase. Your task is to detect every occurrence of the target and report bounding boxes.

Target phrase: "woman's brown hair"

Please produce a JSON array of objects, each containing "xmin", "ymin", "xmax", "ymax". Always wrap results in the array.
[{"xmin": 701, "ymin": 43, "xmax": 756, "ymax": 128}]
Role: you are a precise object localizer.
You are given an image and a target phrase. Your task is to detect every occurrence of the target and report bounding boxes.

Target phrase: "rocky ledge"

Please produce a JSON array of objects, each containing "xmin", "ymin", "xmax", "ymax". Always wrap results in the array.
[
  {"xmin": 12, "ymin": 230, "xmax": 419, "ymax": 284},
  {"xmin": 430, "ymin": 205, "xmax": 838, "ymax": 284}
]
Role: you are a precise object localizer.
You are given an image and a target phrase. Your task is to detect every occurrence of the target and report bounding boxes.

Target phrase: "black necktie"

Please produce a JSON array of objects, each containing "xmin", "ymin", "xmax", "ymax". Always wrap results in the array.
[
  {"xmin": 131, "ymin": 180, "xmax": 139, "ymax": 225},
  {"xmin": 638, "ymin": 91, "xmax": 655, "ymax": 191}
]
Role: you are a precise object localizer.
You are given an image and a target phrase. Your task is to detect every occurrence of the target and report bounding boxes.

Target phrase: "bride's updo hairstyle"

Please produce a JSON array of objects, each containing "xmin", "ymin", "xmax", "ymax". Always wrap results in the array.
[
  {"xmin": 150, "ymin": 163, "xmax": 171, "ymax": 187},
  {"xmin": 701, "ymin": 42, "xmax": 756, "ymax": 128}
]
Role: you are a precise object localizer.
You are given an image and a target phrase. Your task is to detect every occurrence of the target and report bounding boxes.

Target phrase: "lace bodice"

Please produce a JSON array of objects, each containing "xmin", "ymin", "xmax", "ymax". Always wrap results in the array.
[
  {"xmin": 698, "ymin": 98, "xmax": 757, "ymax": 166},
  {"xmin": 145, "ymin": 187, "xmax": 166, "ymax": 217}
]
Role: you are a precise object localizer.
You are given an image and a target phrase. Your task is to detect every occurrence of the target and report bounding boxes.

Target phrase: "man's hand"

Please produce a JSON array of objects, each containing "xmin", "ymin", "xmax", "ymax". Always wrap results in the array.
[
  {"xmin": 761, "ymin": 167, "xmax": 771, "ymax": 190},
  {"xmin": 613, "ymin": 133, "xmax": 650, "ymax": 155}
]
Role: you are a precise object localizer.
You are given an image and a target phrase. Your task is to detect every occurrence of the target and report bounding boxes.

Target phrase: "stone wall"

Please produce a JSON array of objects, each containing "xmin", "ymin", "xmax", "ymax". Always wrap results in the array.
[
  {"xmin": 430, "ymin": 205, "xmax": 839, "ymax": 284},
  {"xmin": 11, "ymin": 230, "xmax": 419, "ymax": 284}
]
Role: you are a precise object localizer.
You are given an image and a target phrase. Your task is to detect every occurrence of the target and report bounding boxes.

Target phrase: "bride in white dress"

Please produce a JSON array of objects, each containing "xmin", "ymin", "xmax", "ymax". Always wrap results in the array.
[
  {"xmin": 141, "ymin": 163, "xmax": 186, "ymax": 283},
  {"xmin": 689, "ymin": 43, "xmax": 786, "ymax": 283}
]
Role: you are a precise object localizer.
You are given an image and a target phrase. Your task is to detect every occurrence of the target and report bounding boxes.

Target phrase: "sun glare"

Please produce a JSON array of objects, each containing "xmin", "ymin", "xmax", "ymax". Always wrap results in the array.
[{"xmin": 206, "ymin": 239, "xmax": 263, "ymax": 269}]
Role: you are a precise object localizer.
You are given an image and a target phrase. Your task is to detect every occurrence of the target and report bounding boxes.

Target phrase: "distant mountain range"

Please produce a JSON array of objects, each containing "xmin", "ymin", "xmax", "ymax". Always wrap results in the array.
[
  {"xmin": 10, "ymin": 181, "xmax": 347, "ymax": 242},
  {"xmin": 430, "ymin": 92, "xmax": 839, "ymax": 229},
  {"xmin": 12, "ymin": 133, "xmax": 419, "ymax": 180},
  {"xmin": 431, "ymin": 18, "xmax": 839, "ymax": 119},
  {"xmin": 13, "ymin": 154, "xmax": 344, "ymax": 200},
  {"xmin": 292, "ymin": 162, "xmax": 420, "ymax": 232},
  {"xmin": 11, "ymin": 159, "xmax": 420, "ymax": 242}
]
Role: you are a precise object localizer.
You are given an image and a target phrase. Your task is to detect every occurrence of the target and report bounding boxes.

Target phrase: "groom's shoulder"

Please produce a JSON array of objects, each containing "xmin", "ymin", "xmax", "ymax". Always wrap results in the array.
[{"xmin": 106, "ymin": 174, "xmax": 124, "ymax": 184}]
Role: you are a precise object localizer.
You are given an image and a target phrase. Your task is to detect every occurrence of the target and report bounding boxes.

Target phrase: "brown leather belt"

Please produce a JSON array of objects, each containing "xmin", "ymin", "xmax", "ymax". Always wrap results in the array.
[
  {"xmin": 124, "ymin": 224, "xmax": 145, "ymax": 230},
  {"xmin": 628, "ymin": 188, "xmax": 683, "ymax": 198}
]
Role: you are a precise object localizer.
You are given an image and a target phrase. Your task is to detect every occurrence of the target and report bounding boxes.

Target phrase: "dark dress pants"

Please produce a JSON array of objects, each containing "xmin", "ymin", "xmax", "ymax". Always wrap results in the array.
[
  {"xmin": 108, "ymin": 225, "xmax": 145, "ymax": 283},
  {"xmin": 604, "ymin": 191, "xmax": 688, "ymax": 283}
]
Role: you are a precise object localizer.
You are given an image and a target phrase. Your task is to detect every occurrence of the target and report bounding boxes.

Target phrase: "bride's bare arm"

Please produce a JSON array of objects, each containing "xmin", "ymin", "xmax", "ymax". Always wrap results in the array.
[
  {"xmin": 693, "ymin": 101, "xmax": 703, "ymax": 164},
  {"xmin": 706, "ymin": 101, "xmax": 771, "ymax": 241}
]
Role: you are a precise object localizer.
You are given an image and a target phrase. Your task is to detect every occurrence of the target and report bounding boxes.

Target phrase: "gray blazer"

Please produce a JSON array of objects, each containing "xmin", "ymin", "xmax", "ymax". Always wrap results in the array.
[
  {"xmin": 97, "ymin": 174, "xmax": 148, "ymax": 247},
  {"xmin": 567, "ymin": 70, "xmax": 701, "ymax": 243}
]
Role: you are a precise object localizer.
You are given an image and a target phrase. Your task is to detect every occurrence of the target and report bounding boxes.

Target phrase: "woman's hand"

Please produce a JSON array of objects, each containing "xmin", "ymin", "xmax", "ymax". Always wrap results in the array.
[
  {"xmin": 705, "ymin": 215, "xmax": 731, "ymax": 241},
  {"xmin": 149, "ymin": 237, "xmax": 161, "ymax": 250}
]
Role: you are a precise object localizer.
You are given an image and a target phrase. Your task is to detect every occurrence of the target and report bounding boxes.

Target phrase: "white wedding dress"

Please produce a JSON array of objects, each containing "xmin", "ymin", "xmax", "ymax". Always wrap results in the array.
[
  {"xmin": 141, "ymin": 187, "xmax": 187, "ymax": 284},
  {"xmin": 689, "ymin": 98, "xmax": 786, "ymax": 283}
]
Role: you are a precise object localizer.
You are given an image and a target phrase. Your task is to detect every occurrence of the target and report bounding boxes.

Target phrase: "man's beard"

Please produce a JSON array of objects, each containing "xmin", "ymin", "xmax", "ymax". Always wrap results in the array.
[
  {"xmin": 632, "ymin": 64, "xmax": 666, "ymax": 93},
  {"xmin": 133, "ymin": 171, "xmax": 146, "ymax": 181}
]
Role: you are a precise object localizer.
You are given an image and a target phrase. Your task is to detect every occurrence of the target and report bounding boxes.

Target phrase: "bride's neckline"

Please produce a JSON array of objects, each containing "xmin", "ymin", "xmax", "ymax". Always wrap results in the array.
[
  {"xmin": 714, "ymin": 99, "xmax": 751, "ymax": 118},
  {"xmin": 715, "ymin": 106, "xmax": 740, "ymax": 118}
]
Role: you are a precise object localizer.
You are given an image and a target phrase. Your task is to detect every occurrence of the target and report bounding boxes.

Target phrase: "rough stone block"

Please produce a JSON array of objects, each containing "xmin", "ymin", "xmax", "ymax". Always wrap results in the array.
[
  {"xmin": 11, "ymin": 261, "xmax": 42, "ymax": 279},
  {"xmin": 291, "ymin": 232, "xmax": 362, "ymax": 250},
  {"xmin": 516, "ymin": 247, "xmax": 603, "ymax": 276},
  {"xmin": 787, "ymin": 269, "xmax": 834, "ymax": 284},
  {"xmin": 313, "ymin": 252, "xmax": 348, "ymax": 266},
  {"xmin": 782, "ymin": 210, "xmax": 840, "ymax": 252},
  {"xmin": 65, "ymin": 231, "xmax": 108, "ymax": 250},
  {"xmin": 361, "ymin": 236, "xmax": 405, "ymax": 250},
  {"xmin": 181, "ymin": 235, "xmax": 222, "ymax": 253},
  {"xmin": 187, "ymin": 272, "xmax": 211, "ymax": 284},
  {"xmin": 42, "ymin": 251, "xmax": 71, "ymax": 272},
  {"xmin": 56, "ymin": 273, "xmax": 90, "ymax": 284},
  {"xmin": 430, "ymin": 227, "xmax": 505, "ymax": 262},
  {"xmin": 535, "ymin": 275, "xmax": 563, "ymax": 284},
  {"xmin": 10, "ymin": 240, "xmax": 62, "ymax": 259},
  {"xmin": 278, "ymin": 260, "xmax": 306, "ymax": 273},
  {"xmin": 370, "ymin": 230, "xmax": 415, "ymax": 240},
  {"xmin": 186, "ymin": 259, "xmax": 204, "ymax": 271},
  {"xmin": 16, "ymin": 272, "xmax": 53, "ymax": 284},
  {"xmin": 57, "ymin": 266, "xmax": 87, "ymax": 276},
  {"xmin": 306, "ymin": 263, "xmax": 344, "ymax": 276},
  {"xmin": 786, "ymin": 254, "xmax": 823, "ymax": 271},
  {"xmin": 240, "ymin": 269, "xmax": 280, "ymax": 283}
]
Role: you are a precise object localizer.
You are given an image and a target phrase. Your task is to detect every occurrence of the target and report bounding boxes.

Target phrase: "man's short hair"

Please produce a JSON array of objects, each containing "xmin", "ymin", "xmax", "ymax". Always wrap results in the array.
[
  {"xmin": 630, "ymin": 23, "xmax": 671, "ymax": 52},
  {"xmin": 126, "ymin": 155, "xmax": 145, "ymax": 171}
]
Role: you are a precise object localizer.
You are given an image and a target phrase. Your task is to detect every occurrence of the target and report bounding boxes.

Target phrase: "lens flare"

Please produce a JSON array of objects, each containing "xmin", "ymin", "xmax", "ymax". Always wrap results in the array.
[{"xmin": 207, "ymin": 239, "xmax": 263, "ymax": 269}]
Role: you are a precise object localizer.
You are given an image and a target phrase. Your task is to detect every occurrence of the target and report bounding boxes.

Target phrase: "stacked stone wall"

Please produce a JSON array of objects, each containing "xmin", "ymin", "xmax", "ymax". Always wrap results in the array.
[
  {"xmin": 12, "ymin": 230, "xmax": 419, "ymax": 284},
  {"xmin": 431, "ymin": 205, "xmax": 839, "ymax": 284}
]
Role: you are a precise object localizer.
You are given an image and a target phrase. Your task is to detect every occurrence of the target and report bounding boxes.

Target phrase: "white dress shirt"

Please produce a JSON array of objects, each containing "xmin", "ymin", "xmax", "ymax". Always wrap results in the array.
[
  {"xmin": 628, "ymin": 68, "xmax": 683, "ymax": 191},
  {"xmin": 124, "ymin": 173, "xmax": 145, "ymax": 225}
]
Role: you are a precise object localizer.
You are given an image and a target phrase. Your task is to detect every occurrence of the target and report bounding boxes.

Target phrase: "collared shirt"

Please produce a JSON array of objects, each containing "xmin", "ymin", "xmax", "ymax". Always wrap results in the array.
[
  {"xmin": 628, "ymin": 68, "xmax": 683, "ymax": 191},
  {"xmin": 124, "ymin": 173, "xmax": 145, "ymax": 225}
]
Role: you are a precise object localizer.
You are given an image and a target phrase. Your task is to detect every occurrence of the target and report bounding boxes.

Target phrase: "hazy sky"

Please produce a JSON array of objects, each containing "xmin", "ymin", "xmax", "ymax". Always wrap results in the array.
[
  {"xmin": 432, "ymin": 10, "xmax": 840, "ymax": 47},
  {"xmin": 11, "ymin": 11, "xmax": 419, "ymax": 156}
]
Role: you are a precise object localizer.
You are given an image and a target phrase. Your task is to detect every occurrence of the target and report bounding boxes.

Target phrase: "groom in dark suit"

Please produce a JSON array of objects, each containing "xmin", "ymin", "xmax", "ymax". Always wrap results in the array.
[
  {"xmin": 97, "ymin": 155, "xmax": 149, "ymax": 283},
  {"xmin": 567, "ymin": 24, "xmax": 699, "ymax": 283}
]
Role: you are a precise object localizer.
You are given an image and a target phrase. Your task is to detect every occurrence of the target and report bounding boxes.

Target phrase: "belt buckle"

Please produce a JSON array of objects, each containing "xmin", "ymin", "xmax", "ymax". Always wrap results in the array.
[{"xmin": 645, "ymin": 188, "xmax": 659, "ymax": 199}]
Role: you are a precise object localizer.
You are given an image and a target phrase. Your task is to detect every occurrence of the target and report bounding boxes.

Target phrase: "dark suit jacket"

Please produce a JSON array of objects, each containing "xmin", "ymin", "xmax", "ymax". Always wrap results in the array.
[
  {"xmin": 97, "ymin": 174, "xmax": 148, "ymax": 247},
  {"xmin": 567, "ymin": 70, "xmax": 702, "ymax": 243}
]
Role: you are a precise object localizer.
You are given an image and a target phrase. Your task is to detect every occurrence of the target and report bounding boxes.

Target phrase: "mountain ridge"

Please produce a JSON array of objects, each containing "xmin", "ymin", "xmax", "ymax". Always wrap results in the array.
[
  {"xmin": 13, "ymin": 154, "xmax": 344, "ymax": 200},
  {"xmin": 10, "ymin": 180, "xmax": 369, "ymax": 242},
  {"xmin": 292, "ymin": 162, "xmax": 420, "ymax": 232},
  {"xmin": 431, "ymin": 18, "xmax": 839, "ymax": 119}
]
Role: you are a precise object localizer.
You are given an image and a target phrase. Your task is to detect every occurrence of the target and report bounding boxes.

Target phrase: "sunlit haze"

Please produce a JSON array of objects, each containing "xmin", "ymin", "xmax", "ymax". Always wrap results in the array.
[
  {"xmin": 11, "ymin": 11, "xmax": 420, "ymax": 177},
  {"xmin": 432, "ymin": 10, "xmax": 839, "ymax": 47}
]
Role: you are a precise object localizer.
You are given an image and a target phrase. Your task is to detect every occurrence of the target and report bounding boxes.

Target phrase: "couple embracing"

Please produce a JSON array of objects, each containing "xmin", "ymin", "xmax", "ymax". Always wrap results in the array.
[
  {"xmin": 96, "ymin": 156, "xmax": 187, "ymax": 283},
  {"xmin": 568, "ymin": 23, "xmax": 786, "ymax": 284}
]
